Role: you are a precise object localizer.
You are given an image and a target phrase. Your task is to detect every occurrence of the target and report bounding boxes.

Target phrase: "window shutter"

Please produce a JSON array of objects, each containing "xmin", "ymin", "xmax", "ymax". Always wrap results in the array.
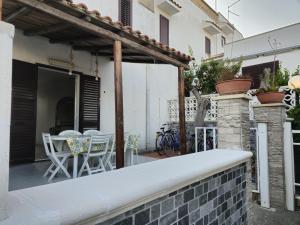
[
  {"xmin": 205, "ymin": 37, "xmax": 211, "ymax": 55},
  {"xmin": 10, "ymin": 60, "xmax": 38, "ymax": 163},
  {"xmin": 79, "ymin": 75, "xmax": 100, "ymax": 132},
  {"xmin": 119, "ymin": 0, "xmax": 132, "ymax": 26},
  {"xmin": 160, "ymin": 15, "xmax": 169, "ymax": 45},
  {"xmin": 221, "ymin": 36, "xmax": 226, "ymax": 47}
]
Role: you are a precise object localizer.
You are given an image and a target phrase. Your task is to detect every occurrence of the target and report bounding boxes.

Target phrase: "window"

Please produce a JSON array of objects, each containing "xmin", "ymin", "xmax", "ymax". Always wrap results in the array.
[
  {"xmin": 119, "ymin": 0, "xmax": 132, "ymax": 26},
  {"xmin": 205, "ymin": 37, "xmax": 211, "ymax": 55},
  {"xmin": 221, "ymin": 36, "xmax": 226, "ymax": 47},
  {"xmin": 242, "ymin": 61, "xmax": 279, "ymax": 89},
  {"xmin": 160, "ymin": 15, "xmax": 169, "ymax": 45}
]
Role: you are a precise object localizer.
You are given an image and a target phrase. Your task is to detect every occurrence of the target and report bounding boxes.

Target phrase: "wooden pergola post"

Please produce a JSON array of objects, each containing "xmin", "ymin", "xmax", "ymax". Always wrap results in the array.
[
  {"xmin": 178, "ymin": 66, "xmax": 187, "ymax": 155},
  {"xmin": 114, "ymin": 40, "xmax": 125, "ymax": 168},
  {"xmin": 0, "ymin": 0, "xmax": 3, "ymax": 20}
]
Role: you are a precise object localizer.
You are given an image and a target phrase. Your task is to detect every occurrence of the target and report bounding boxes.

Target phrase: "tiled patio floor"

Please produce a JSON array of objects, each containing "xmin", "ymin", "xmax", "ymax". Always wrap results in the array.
[{"xmin": 9, "ymin": 155, "xmax": 156, "ymax": 191}]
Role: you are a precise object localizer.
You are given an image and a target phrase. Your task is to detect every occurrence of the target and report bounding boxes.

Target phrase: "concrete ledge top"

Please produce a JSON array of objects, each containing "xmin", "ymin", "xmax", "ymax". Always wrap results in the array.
[
  {"xmin": 253, "ymin": 103, "xmax": 285, "ymax": 108},
  {"xmin": 2, "ymin": 150, "xmax": 252, "ymax": 225},
  {"xmin": 0, "ymin": 22, "xmax": 15, "ymax": 38},
  {"xmin": 212, "ymin": 94, "xmax": 252, "ymax": 101}
]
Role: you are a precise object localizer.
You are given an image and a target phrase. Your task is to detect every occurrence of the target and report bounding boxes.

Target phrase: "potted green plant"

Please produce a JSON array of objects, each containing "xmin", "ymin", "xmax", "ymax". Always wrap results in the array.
[
  {"xmin": 255, "ymin": 66, "xmax": 289, "ymax": 104},
  {"xmin": 215, "ymin": 60, "xmax": 252, "ymax": 95}
]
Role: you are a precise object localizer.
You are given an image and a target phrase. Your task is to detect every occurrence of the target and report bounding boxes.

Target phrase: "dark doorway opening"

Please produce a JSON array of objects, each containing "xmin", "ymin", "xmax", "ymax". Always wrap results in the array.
[{"xmin": 35, "ymin": 67, "xmax": 76, "ymax": 160}]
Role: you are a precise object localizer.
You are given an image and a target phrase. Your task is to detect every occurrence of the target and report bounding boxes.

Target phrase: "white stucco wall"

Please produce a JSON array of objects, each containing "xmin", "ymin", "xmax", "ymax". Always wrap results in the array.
[
  {"xmin": 224, "ymin": 23, "xmax": 300, "ymax": 72},
  {"xmin": 12, "ymin": 1, "xmax": 243, "ymax": 151},
  {"xmin": 0, "ymin": 21, "xmax": 15, "ymax": 221}
]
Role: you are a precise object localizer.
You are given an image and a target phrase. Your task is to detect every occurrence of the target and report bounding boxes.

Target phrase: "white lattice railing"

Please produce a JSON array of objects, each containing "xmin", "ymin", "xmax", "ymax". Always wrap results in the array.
[
  {"xmin": 168, "ymin": 94, "xmax": 218, "ymax": 122},
  {"xmin": 168, "ymin": 86, "xmax": 296, "ymax": 122}
]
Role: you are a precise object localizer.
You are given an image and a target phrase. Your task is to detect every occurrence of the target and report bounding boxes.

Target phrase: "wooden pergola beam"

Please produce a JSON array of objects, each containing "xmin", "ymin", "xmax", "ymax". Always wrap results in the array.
[
  {"xmin": 16, "ymin": 0, "xmax": 189, "ymax": 69},
  {"xmin": 73, "ymin": 45, "xmax": 113, "ymax": 52},
  {"xmin": 4, "ymin": 6, "xmax": 30, "ymax": 22},
  {"xmin": 93, "ymin": 52, "xmax": 146, "ymax": 57},
  {"xmin": 119, "ymin": 58, "xmax": 165, "ymax": 64},
  {"xmin": 50, "ymin": 36, "xmax": 103, "ymax": 44},
  {"xmin": 24, "ymin": 23, "xmax": 71, "ymax": 36}
]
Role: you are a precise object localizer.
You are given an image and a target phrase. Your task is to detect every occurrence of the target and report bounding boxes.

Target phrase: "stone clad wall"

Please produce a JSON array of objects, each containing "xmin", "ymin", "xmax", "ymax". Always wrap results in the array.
[
  {"xmin": 216, "ymin": 96, "xmax": 251, "ymax": 152},
  {"xmin": 254, "ymin": 104, "xmax": 287, "ymax": 209},
  {"xmin": 97, "ymin": 163, "xmax": 248, "ymax": 225}
]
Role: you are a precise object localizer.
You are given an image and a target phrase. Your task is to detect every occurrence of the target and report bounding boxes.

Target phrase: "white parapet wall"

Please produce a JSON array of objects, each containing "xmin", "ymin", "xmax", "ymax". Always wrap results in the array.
[
  {"xmin": 0, "ymin": 21, "xmax": 15, "ymax": 221},
  {"xmin": 0, "ymin": 150, "xmax": 252, "ymax": 225}
]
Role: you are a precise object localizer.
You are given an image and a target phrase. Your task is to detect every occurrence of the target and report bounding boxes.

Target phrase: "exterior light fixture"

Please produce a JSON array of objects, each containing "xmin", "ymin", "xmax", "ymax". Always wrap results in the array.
[
  {"xmin": 288, "ymin": 74, "xmax": 300, "ymax": 106},
  {"xmin": 288, "ymin": 75, "xmax": 300, "ymax": 90}
]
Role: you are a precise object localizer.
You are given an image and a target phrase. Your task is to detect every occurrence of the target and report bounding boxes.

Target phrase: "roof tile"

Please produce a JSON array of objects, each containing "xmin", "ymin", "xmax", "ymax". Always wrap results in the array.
[{"xmin": 61, "ymin": 0, "xmax": 192, "ymax": 61}]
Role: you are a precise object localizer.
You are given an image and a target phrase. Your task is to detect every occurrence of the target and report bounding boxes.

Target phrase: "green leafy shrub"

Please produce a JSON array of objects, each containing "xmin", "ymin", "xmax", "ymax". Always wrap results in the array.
[{"xmin": 184, "ymin": 49, "xmax": 243, "ymax": 95}]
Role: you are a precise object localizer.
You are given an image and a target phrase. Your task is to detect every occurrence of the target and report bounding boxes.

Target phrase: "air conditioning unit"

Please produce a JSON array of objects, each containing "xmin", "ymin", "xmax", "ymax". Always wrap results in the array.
[{"xmin": 157, "ymin": 0, "xmax": 182, "ymax": 16}]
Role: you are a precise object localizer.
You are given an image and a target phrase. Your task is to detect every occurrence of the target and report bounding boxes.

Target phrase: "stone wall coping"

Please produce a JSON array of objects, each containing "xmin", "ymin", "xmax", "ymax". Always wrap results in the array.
[
  {"xmin": 0, "ymin": 22, "xmax": 15, "ymax": 39},
  {"xmin": 253, "ymin": 103, "xmax": 285, "ymax": 108},
  {"xmin": 212, "ymin": 94, "xmax": 252, "ymax": 101},
  {"xmin": 2, "ymin": 150, "xmax": 252, "ymax": 225}
]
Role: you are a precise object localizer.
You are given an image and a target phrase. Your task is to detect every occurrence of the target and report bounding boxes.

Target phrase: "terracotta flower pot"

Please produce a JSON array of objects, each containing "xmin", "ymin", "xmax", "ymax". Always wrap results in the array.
[
  {"xmin": 256, "ymin": 92, "xmax": 285, "ymax": 104},
  {"xmin": 216, "ymin": 79, "xmax": 252, "ymax": 95}
]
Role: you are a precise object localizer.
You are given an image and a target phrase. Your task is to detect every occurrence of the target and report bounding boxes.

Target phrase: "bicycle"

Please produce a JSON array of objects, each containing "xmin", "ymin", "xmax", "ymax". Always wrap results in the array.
[
  {"xmin": 155, "ymin": 124, "xmax": 180, "ymax": 155},
  {"xmin": 191, "ymin": 129, "xmax": 214, "ymax": 152}
]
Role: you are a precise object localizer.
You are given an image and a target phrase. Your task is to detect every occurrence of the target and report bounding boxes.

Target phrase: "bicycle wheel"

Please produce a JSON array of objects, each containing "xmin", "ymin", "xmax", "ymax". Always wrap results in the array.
[
  {"xmin": 156, "ymin": 133, "xmax": 166, "ymax": 155},
  {"xmin": 164, "ymin": 133, "xmax": 174, "ymax": 156}
]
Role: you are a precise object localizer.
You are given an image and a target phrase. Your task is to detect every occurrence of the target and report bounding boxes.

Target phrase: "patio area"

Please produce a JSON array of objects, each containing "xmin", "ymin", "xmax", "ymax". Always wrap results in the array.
[{"xmin": 9, "ymin": 155, "xmax": 156, "ymax": 191}]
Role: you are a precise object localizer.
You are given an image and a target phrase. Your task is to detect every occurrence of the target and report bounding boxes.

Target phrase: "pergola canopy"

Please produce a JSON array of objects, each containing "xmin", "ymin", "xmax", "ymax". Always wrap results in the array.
[
  {"xmin": 1, "ymin": 0, "xmax": 189, "ymax": 168},
  {"xmin": 3, "ymin": 0, "xmax": 192, "ymax": 68}
]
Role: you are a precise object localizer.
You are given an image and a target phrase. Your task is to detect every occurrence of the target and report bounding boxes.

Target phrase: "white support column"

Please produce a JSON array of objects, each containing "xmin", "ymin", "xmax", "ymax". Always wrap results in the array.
[
  {"xmin": 0, "ymin": 21, "xmax": 15, "ymax": 221},
  {"xmin": 284, "ymin": 121, "xmax": 295, "ymax": 211},
  {"xmin": 257, "ymin": 122, "xmax": 270, "ymax": 209}
]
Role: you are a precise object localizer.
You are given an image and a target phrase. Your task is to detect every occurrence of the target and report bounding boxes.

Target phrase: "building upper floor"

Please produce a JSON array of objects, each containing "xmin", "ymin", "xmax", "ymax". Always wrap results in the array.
[{"xmin": 74, "ymin": 0, "xmax": 243, "ymax": 61}]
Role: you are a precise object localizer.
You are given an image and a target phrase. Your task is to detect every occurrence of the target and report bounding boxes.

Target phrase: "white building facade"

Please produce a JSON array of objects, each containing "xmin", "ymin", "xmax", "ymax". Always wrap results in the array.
[
  {"xmin": 224, "ymin": 22, "xmax": 300, "ymax": 88},
  {"xmin": 11, "ymin": 0, "xmax": 243, "ymax": 157}
]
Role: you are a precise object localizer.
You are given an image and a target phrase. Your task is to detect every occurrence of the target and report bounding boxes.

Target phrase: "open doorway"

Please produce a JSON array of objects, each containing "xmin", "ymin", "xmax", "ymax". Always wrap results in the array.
[{"xmin": 35, "ymin": 67, "xmax": 77, "ymax": 160}]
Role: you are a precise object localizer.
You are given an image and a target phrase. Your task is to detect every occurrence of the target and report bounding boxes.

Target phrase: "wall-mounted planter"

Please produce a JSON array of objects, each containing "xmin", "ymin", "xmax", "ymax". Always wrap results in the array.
[
  {"xmin": 216, "ymin": 79, "xmax": 252, "ymax": 95},
  {"xmin": 256, "ymin": 92, "xmax": 285, "ymax": 104}
]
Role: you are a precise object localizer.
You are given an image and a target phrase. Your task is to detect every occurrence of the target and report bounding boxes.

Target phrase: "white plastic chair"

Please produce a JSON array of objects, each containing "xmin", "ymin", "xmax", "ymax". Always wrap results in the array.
[
  {"xmin": 83, "ymin": 130, "xmax": 104, "ymax": 136},
  {"xmin": 42, "ymin": 133, "xmax": 71, "ymax": 182},
  {"xmin": 104, "ymin": 134, "xmax": 116, "ymax": 170},
  {"xmin": 59, "ymin": 130, "xmax": 82, "ymax": 136},
  {"xmin": 78, "ymin": 135, "xmax": 110, "ymax": 176},
  {"xmin": 127, "ymin": 135, "xmax": 140, "ymax": 165},
  {"xmin": 105, "ymin": 133, "xmax": 130, "ymax": 170}
]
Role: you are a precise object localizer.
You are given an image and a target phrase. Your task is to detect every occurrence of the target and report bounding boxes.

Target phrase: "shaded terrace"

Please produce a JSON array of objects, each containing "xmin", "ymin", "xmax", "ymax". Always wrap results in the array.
[{"xmin": 1, "ymin": 0, "xmax": 192, "ymax": 169}]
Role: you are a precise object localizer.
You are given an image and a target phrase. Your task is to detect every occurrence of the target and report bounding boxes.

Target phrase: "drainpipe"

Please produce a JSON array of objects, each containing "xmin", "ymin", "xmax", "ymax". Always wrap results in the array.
[
  {"xmin": 145, "ymin": 65, "xmax": 149, "ymax": 151},
  {"xmin": 0, "ymin": 21, "xmax": 15, "ymax": 221}
]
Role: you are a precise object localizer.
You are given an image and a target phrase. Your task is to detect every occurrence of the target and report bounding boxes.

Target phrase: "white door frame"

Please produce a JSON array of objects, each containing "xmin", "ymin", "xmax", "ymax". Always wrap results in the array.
[{"xmin": 74, "ymin": 75, "xmax": 80, "ymax": 131}]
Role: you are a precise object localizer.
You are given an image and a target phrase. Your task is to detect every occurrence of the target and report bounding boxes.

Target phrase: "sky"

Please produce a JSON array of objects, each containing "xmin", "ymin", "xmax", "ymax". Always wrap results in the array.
[{"xmin": 205, "ymin": 0, "xmax": 300, "ymax": 37}]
